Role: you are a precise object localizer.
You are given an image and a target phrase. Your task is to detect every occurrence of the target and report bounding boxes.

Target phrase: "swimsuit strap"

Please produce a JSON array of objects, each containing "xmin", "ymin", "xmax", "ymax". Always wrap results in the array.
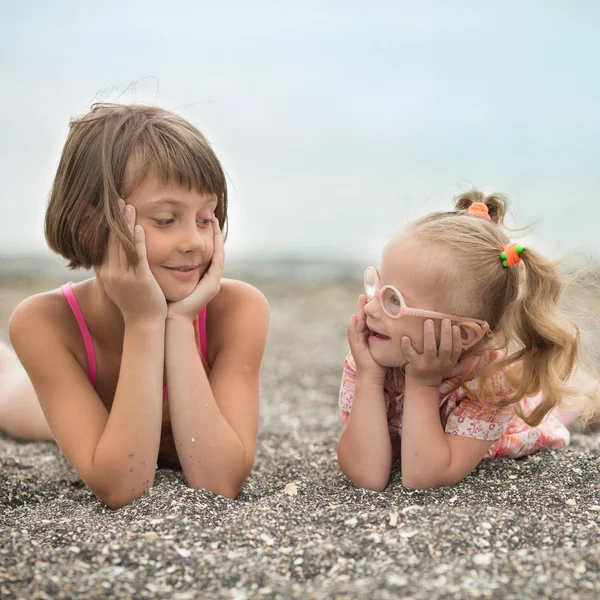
[
  {"xmin": 60, "ymin": 283, "xmax": 97, "ymax": 388},
  {"xmin": 198, "ymin": 306, "xmax": 208, "ymax": 363},
  {"xmin": 61, "ymin": 286, "xmax": 211, "ymax": 400}
]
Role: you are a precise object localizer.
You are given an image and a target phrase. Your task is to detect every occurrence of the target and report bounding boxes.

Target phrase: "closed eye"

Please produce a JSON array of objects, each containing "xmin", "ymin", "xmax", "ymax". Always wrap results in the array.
[
  {"xmin": 153, "ymin": 218, "xmax": 175, "ymax": 226},
  {"xmin": 152, "ymin": 218, "xmax": 212, "ymax": 227}
]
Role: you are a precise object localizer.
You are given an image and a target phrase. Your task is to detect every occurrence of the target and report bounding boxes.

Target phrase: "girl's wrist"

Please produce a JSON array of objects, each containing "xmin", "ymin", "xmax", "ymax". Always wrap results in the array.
[
  {"xmin": 123, "ymin": 313, "xmax": 166, "ymax": 330},
  {"xmin": 356, "ymin": 370, "xmax": 387, "ymax": 389},
  {"xmin": 404, "ymin": 374, "xmax": 442, "ymax": 391},
  {"xmin": 166, "ymin": 310, "xmax": 196, "ymax": 325}
]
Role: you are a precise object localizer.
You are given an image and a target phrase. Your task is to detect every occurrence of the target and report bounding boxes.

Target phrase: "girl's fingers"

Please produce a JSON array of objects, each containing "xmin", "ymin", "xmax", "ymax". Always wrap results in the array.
[
  {"xmin": 423, "ymin": 319, "xmax": 437, "ymax": 356},
  {"xmin": 347, "ymin": 314, "xmax": 357, "ymax": 339},
  {"xmin": 123, "ymin": 204, "xmax": 137, "ymax": 266},
  {"xmin": 355, "ymin": 294, "xmax": 365, "ymax": 314},
  {"xmin": 134, "ymin": 224, "xmax": 148, "ymax": 264},
  {"xmin": 449, "ymin": 325, "xmax": 462, "ymax": 364},
  {"xmin": 210, "ymin": 218, "xmax": 225, "ymax": 273},
  {"xmin": 401, "ymin": 336, "xmax": 417, "ymax": 361},
  {"xmin": 438, "ymin": 319, "xmax": 453, "ymax": 362},
  {"xmin": 127, "ymin": 204, "xmax": 136, "ymax": 234},
  {"xmin": 202, "ymin": 219, "xmax": 224, "ymax": 282},
  {"xmin": 355, "ymin": 295, "xmax": 368, "ymax": 332},
  {"xmin": 348, "ymin": 315, "xmax": 363, "ymax": 350},
  {"xmin": 116, "ymin": 199, "xmax": 130, "ymax": 269}
]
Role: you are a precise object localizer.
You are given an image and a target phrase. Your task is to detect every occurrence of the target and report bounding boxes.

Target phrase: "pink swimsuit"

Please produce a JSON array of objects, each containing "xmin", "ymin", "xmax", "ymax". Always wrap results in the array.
[{"xmin": 60, "ymin": 283, "xmax": 210, "ymax": 400}]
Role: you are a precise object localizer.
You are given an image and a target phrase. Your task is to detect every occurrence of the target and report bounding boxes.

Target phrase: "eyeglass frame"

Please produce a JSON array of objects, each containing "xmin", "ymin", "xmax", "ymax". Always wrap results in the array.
[{"xmin": 364, "ymin": 266, "xmax": 491, "ymax": 334}]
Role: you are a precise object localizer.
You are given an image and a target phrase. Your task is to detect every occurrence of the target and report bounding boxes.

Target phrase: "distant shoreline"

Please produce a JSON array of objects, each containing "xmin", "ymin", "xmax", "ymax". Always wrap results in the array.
[{"xmin": 0, "ymin": 253, "xmax": 365, "ymax": 283}]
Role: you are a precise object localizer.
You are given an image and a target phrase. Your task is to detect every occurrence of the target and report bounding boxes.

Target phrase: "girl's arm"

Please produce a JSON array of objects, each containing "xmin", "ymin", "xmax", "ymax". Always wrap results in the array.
[
  {"xmin": 165, "ymin": 281, "xmax": 269, "ymax": 499},
  {"xmin": 9, "ymin": 296, "xmax": 165, "ymax": 509},
  {"xmin": 10, "ymin": 202, "xmax": 168, "ymax": 509},
  {"xmin": 337, "ymin": 295, "xmax": 392, "ymax": 491},
  {"xmin": 337, "ymin": 374, "xmax": 392, "ymax": 491},
  {"xmin": 400, "ymin": 319, "xmax": 492, "ymax": 489},
  {"xmin": 401, "ymin": 378, "xmax": 492, "ymax": 489}
]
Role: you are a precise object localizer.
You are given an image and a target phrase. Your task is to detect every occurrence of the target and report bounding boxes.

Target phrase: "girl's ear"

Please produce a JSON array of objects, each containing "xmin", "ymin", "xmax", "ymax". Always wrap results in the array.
[{"xmin": 459, "ymin": 322, "xmax": 487, "ymax": 350}]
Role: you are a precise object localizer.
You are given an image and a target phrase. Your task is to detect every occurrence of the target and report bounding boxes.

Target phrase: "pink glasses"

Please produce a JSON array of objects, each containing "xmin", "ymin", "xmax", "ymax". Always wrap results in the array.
[{"xmin": 364, "ymin": 267, "xmax": 490, "ymax": 332}]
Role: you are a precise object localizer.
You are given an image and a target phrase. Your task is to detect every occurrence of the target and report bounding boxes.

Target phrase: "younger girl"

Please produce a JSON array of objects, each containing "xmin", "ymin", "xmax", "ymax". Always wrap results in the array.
[
  {"xmin": 337, "ymin": 191, "xmax": 598, "ymax": 491},
  {"xmin": 0, "ymin": 104, "xmax": 269, "ymax": 508}
]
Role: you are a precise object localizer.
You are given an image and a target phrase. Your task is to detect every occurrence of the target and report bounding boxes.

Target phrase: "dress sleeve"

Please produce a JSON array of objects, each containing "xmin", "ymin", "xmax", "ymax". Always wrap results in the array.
[
  {"xmin": 339, "ymin": 352, "xmax": 357, "ymax": 426},
  {"xmin": 443, "ymin": 370, "xmax": 515, "ymax": 441}
]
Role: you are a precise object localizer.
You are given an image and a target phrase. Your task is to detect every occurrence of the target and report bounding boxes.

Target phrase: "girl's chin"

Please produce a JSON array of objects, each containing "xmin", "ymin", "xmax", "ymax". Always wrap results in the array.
[
  {"xmin": 370, "ymin": 350, "xmax": 407, "ymax": 369},
  {"xmin": 161, "ymin": 284, "xmax": 197, "ymax": 303}
]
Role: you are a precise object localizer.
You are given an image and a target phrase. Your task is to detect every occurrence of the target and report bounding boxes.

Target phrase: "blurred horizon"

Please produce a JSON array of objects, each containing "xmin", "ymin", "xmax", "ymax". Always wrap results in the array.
[{"xmin": 1, "ymin": 1, "xmax": 599, "ymax": 267}]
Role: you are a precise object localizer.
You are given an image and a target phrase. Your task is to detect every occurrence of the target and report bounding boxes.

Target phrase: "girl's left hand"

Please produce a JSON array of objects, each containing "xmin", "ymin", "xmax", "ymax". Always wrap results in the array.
[
  {"xmin": 167, "ymin": 218, "xmax": 224, "ymax": 322},
  {"xmin": 402, "ymin": 319, "xmax": 464, "ymax": 388}
]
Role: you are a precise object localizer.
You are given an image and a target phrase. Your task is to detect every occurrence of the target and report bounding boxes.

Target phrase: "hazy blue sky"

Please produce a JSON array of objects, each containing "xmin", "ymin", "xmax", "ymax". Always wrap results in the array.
[{"xmin": 1, "ymin": 1, "xmax": 599, "ymax": 264}]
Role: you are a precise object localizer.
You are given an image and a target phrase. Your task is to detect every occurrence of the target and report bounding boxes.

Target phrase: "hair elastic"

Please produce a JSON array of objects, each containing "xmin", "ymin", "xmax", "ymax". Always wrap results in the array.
[
  {"xmin": 500, "ymin": 243, "xmax": 524, "ymax": 268},
  {"xmin": 466, "ymin": 202, "xmax": 491, "ymax": 221}
]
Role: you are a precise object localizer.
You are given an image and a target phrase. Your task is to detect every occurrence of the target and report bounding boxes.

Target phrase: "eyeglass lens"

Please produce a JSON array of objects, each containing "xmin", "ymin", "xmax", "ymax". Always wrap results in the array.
[{"xmin": 364, "ymin": 268, "xmax": 378, "ymax": 298}]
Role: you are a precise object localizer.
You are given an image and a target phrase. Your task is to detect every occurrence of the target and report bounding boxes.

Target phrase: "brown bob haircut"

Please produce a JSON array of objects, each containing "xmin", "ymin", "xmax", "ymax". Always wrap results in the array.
[{"xmin": 45, "ymin": 103, "xmax": 228, "ymax": 269}]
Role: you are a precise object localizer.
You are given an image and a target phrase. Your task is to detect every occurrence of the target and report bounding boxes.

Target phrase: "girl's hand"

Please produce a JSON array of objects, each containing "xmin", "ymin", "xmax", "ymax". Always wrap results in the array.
[
  {"xmin": 348, "ymin": 295, "xmax": 387, "ymax": 383},
  {"xmin": 98, "ymin": 199, "xmax": 167, "ymax": 324},
  {"xmin": 402, "ymin": 319, "xmax": 464, "ymax": 388},
  {"xmin": 167, "ymin": 218, "xmax": 224, "ymax": 322}
]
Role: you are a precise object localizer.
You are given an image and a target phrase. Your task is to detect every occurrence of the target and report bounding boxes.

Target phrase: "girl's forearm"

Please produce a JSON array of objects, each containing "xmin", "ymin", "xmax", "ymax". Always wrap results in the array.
[
  {"xmin": 92, "ymin": 319, "xmax": 165, "ymax": 506},
  {"xmin": 401, "ymin": 379, "xmax": 452, "ymax": 488},
  {"xmin": 337, "ymin": 376, "xmax": 392, "ymax": 491},
  {"xmin": 165, "ymin": 317, "xmax": 247, "ymax": 499}
]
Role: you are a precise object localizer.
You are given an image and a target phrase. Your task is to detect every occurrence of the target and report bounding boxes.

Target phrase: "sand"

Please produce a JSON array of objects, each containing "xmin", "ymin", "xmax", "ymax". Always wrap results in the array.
[{"xmin": 1, "ymin": 271, "xmax": 599, "ymax": 599}]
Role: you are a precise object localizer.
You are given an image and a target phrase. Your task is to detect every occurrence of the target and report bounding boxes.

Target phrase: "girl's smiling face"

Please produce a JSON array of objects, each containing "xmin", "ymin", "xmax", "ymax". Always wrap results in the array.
[
  {"xmin": 363, "ymin": 235, "xmax": 448, "ymax": 368},
  {"xmin": 125, "ymin": 171, "xmax": 218, "ymax": 302}
]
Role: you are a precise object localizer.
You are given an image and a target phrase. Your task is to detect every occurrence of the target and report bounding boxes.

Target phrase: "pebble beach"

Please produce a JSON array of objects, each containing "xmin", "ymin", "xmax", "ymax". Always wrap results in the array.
[{"xmin": 1, "ymin": 265, "xmax": 600, "ymax": 599}]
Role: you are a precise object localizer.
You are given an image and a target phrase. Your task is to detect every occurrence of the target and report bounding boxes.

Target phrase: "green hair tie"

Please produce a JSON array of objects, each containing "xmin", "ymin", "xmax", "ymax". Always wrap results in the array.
[{"xmin": 500, "ymin": 244, "xmax": 524, "ymax": 268}]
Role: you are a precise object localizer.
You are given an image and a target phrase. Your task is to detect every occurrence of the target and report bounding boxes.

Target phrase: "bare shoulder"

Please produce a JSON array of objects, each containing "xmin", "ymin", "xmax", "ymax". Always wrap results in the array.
[
  {"xmin": 8, "ymin": 286, "xmax": 80, "ymax": 357},
  {"xmin": 209, "ymin": 279, "xmax": 269, "ymax": 324},
  {"xmin": 206, "ymin": 279, "xmax": 269, "ymax": 361}
]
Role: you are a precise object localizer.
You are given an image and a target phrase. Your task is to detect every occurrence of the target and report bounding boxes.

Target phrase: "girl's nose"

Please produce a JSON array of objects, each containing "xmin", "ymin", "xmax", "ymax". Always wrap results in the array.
[
  {"xmin": 178, "ymin": 222, "xmax": 206, "ymax": 253},
  {"xmin": 363, "ymin": 294, "xmax": 381, "ymax": 318}
]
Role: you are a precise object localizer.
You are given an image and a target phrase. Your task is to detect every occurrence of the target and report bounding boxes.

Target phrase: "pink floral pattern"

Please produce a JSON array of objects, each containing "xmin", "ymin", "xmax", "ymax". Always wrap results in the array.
[{"xmin": 339, "ymin": 352, "xmax": 570, "ymax": 460}]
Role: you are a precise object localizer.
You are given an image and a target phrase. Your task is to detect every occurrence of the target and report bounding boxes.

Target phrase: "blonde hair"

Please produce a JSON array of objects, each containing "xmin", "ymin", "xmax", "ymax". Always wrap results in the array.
[
  {"xmin": 405, "ymin": 189, "xmax": 598, "ymax": 426},
  {"xmin": 45, "ymin": 103, "xmax": 228, "ymax": 269}
]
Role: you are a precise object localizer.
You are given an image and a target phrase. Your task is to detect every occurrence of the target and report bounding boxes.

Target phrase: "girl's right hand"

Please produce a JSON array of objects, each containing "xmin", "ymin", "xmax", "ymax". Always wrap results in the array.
[
  {"xmin": 98, "ymin": 199, "xmax": 167, "ymax": 324},
  {"xmin": 347, "ymin": 294, "xmax": 387, "ymax": 383}
]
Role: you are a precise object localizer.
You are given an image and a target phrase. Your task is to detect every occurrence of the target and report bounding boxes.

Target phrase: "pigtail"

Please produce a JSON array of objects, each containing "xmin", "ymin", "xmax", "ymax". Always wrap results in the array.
[
  {"xmin": 408, "ymin": 188, "xmax": 599, "ymax": 426},
  {"xmin": 492, "ymin": 248, "xmax": 580, "ymax": 425}
]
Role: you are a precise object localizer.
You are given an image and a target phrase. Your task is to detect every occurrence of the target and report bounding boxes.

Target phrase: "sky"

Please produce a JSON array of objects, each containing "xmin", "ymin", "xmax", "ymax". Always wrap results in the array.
[{"xmin": 1, "ymin": 0, "xmax": 599, "ymax": 266}]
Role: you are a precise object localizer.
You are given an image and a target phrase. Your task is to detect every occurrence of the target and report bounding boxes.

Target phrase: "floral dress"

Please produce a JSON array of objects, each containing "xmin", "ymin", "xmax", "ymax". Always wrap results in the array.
[{"xmin": 339, "ymin": 352, "xmax": 570, "ymax": 459}]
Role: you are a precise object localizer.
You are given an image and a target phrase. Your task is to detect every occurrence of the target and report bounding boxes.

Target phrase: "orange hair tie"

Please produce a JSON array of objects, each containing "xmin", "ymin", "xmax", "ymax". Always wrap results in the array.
[
  {"xmin": 466, "ymin": 202, "xmax": 491, "ymax": 221},
  {"xmin": 500, "ymin": 243, "xmax": 524, "ymax": 268}
]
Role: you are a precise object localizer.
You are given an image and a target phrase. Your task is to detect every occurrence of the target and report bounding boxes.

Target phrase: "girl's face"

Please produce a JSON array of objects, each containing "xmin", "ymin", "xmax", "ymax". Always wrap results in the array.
[
  {"xmin": 363, "ymin": 235, "xmax": 448, "ymax": 368},
  {"xmin": 125, "ymin": 172, "xmax": 218, "ymax": 302}
]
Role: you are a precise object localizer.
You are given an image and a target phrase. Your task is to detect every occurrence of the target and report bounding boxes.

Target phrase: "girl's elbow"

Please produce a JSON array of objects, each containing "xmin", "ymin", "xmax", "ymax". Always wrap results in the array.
[
  {"xmin": 188, "ymin": 479, "xmax": 243, "ymax": 500},
  {"xmin": 102, "ymin": 494, "xmax": 131, "ymax": 510},
  {"xmin": 402, "ymin": 471, "xmax": 457, "ymax": 490},
  {"xmin": 187, "ymin": 463, "xmax": 251, "ymax": 499},
  {"xmin": 401, "ymin": 474, "xmax": 437, "ymax": 490},
  {"xmin": 94, "ymin": 477, "xmax": 155, "ymax": 510},
  {"xmin": 337, "ymin": 450, "xmax": 389, "ymax": 492},
  {"xmin": 352, "ymin": 475, "xmax": 388, "ymax": 492},
  {"xmin": 340, "ymin": 461, "xmax": 389, "ymax": 491},
  {"xmin": 100, "ymin": 489, "xmax": 142, "ymax": 510}
]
